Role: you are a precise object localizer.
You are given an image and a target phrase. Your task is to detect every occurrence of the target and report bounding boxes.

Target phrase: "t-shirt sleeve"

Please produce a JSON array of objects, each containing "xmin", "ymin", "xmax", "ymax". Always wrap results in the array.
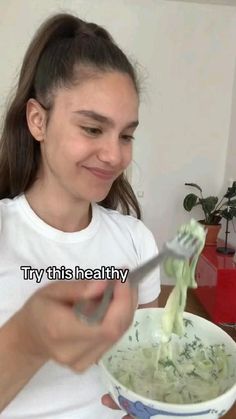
[{"xmin": 133, "ymin": 220, "xmax": 161, "ymax": 305}]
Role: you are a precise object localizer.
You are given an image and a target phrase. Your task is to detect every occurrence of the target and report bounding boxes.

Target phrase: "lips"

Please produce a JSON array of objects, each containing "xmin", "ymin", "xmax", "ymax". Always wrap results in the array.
[{"xmin": 83, "ymin": 166, "xmax": 116, "ymax": 180}]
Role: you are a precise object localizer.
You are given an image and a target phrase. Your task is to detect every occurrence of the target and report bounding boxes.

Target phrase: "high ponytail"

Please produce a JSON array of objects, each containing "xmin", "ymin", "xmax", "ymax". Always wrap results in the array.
[{"xmin": 0, "ymin": 13, "xmax": 141, "ymax": 219}]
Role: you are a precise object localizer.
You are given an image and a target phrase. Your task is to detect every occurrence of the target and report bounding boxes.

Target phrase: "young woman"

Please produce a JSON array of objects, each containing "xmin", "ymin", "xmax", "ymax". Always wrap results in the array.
[{"xmin": 0, "ymin": 13, "xmax": 160, "ymax": 419}]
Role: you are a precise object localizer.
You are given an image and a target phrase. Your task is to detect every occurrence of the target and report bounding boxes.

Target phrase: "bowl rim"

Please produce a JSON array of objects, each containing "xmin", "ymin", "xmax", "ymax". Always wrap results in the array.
[{"xmin": 99, "ymin": 308, "xmax": 236, "ymax": 411}]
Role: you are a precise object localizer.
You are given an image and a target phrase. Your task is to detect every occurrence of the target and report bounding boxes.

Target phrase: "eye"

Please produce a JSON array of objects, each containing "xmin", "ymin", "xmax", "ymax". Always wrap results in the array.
[
  {"xmin": 121, "ymin": 134, "xmax": 135, "ymax": 143},
  {"xmin": 80, "ymin": 126, "xmax": 102, "ymax": 136}
]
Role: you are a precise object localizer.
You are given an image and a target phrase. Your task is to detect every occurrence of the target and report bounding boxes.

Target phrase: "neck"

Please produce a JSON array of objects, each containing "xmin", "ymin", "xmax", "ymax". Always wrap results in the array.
[{"xmin": 25, "ymin": 183, "xmax": 91, "ymax": 233}]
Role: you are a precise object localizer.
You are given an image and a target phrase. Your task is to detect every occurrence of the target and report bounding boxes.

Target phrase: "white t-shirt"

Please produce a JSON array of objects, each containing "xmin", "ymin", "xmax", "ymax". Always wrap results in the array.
[{"xmin": 0, "ymin": 194, "xmax": 160, "ymax": 419}]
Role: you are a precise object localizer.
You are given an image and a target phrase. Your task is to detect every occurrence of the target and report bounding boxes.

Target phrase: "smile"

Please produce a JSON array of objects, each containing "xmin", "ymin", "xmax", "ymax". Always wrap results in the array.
[{"xmin": 83, "ymin": 166, "xmax": 116, "ymax": 180}]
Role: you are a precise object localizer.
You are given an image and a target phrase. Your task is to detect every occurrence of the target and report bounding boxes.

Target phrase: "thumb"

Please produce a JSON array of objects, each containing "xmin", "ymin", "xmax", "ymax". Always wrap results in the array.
[{"xmin": 41, "ymin": 280, "xmax": 108, "ymax": 303}]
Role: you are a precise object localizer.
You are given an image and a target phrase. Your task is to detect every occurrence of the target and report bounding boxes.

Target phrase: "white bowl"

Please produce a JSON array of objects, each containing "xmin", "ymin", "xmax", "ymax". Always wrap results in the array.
[{"xmin": 99, "ymin": 308, "xmax": 236, "ymax": 419}]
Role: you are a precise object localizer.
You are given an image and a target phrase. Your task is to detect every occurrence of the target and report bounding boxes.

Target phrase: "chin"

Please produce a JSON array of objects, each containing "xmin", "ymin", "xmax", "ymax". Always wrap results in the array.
[
  {"xmin": 81, "ymin": 187, "xmax": 112, "ymax": 203},
  {"xmin": 91, "ymin": 192, "xmax": 110, "ymax": 203}
]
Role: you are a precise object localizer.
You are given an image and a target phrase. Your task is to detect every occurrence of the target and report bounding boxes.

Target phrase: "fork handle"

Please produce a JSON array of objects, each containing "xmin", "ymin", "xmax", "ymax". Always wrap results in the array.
[
  {"xmin": 74, "ymin": 281, "xmax": 115, "ymax": 324},
  {"xmin": 74, "ymin": 250, "xmax": 173, "ymax": 324},
  {"xmin": 127, "ymin": 251, "xmax": 167, "ymax": 285},
  {"xmin": 74, "ymin": 252, "xmax": 167, "ymax": 324}
]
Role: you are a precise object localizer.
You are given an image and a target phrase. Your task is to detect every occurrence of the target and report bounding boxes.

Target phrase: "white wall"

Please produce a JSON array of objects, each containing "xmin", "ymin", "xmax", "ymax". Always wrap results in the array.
[
  {"xmin": 1, "ymin": 0, "xmax": 236, "ymax": 282},
  {"xmin": 221, "ymin": 34, "xmax": 236, "ymax": 248},
  {"xmin": 168, "ymin": 1, "xmax": 236, "ymax": 5}
]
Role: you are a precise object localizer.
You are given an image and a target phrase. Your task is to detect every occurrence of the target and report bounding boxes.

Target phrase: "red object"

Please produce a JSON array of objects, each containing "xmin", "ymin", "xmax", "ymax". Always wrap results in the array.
[{"xmin": 194, "ymin": 241, "xmax": 236, "ymax": 324}]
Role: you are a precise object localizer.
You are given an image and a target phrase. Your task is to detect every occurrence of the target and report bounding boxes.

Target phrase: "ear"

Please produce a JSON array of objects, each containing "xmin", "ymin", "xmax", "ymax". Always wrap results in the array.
[{"xmin": 26, "ymin": 98, "xmax": 47, "ymax": 142}]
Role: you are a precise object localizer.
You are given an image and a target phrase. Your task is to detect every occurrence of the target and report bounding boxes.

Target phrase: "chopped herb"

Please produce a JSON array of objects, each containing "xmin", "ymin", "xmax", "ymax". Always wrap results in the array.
[
  {"xmin": 108, "ymin": 225, "xmax": 234, "ymax": 404},
  {"xmin": 183, "ymin": 319, "xmax": 193, "ymax": 328},
  {"xmin": 187, "ymin": 370, "xmax": 201, "ymax": 378}
]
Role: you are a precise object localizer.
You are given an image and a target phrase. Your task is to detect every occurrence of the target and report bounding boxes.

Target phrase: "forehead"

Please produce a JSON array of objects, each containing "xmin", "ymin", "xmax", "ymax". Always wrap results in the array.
[{"xmin": 54, "ymin": 72, "xmax": 139, "ymax": 121}]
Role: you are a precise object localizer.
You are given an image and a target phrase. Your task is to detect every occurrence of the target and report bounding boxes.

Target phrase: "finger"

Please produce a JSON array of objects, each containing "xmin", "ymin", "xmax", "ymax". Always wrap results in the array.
[
  {"xmin": 41, "ymin": 280, "xmax": 108, "ymax": 303},
  {"xmin": 101, "ymin": 394, "xmax": 120, "ymax": 410},
  {"xmin": 102, "ymin": 394, "xmax": 132, "ymax": 418},
  {"xmin": 48, "ymin": 330, "xmax": 108, "ymax": 369},
  {"xmin": 70, "ymin": 341, "xmax": 109, "ymax": 372},
  {"xmin": 44, "ymin": 302, "xmax": 104, "ymax": 343}
]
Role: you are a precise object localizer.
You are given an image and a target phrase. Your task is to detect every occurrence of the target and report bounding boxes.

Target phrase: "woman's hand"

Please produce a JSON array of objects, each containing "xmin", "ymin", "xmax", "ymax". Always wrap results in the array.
[
  {"xmin": 14, "ymin": 280, "xmax": 138, "ymax": 371},
  {"xmin": 101, "ymin": 394, "xmax": 132, "ymax": 419}
]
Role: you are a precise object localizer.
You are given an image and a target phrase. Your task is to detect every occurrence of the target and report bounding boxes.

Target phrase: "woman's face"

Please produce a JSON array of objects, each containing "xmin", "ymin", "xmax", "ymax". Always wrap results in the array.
[{"xmin": 37, "ymin": 71, "xmax": 139, "ymax": 203}]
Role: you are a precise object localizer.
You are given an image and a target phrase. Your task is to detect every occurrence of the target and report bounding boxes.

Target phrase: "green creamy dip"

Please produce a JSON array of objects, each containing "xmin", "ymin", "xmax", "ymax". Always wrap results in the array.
[
  {"xmin": 110, "ymin": 220, "xmax": 234, "ymax": 404},
  {"xmin": 109, "ymin": 340, "xmax": 233, "ymax": 404},
  {"xmin": 161, "ymin": 219, "xmax": 206, "ymax": 340}
]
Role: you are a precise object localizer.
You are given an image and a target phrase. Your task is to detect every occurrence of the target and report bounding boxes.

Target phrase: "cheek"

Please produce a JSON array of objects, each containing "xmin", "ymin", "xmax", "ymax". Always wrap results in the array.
[
  {"xmin": 44, "ymin": 130, "xmax": 89, "ymax": 164},
  {"xmin": 122, "ymin": 145, "xmax": 132, "ymax": 167},
  {"xmin": 68, "ymin": 140, "xmax": 95, "ymax": 164}
]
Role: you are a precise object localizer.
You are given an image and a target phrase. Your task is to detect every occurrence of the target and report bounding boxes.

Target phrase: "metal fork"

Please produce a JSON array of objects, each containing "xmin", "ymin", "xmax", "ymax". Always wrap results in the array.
[{"xmin": 74, "ymin": 231, "xmax": 200, "ymax": 324}]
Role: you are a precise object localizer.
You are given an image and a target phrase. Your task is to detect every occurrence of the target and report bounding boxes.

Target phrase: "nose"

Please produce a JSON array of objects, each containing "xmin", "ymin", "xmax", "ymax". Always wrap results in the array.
[{"xmin": 97, "ymin": 137, "xmax": 123, "ymax": 167}]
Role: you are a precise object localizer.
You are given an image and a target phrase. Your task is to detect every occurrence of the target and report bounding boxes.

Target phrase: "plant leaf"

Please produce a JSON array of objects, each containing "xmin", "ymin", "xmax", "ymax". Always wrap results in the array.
[
  {"xmin": 221, "ymin": 208, "xmax": 234, "ymax": 220},
  {"xmin": 224, "ymin": 189, "xmax": 236, "ymax": 199},
  {"xmin": 199, "ymin": 197, "xmax": 218, "ymax": 214},
  {"xmin": 229, "ymin": 207, "xmax": 236, "ymax": 217},
  {"xmin": 185, "ymin": 183, "xmax": 202, "ymax": 193},
  {"xmin": 183, "ymin": 194, "xmax": 198, "ymax": 211}
]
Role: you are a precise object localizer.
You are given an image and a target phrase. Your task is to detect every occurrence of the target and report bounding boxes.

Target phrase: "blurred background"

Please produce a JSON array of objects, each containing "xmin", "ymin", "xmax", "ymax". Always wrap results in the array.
[{"xmin": 1, "ymin": 0, "xmax": 236, "ymax": 282}]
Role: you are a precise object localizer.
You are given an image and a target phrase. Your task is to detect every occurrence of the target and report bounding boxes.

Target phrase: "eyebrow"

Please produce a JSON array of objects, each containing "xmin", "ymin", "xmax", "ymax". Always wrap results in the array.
[{"xmin": 72, "ymin": 110, "xmax": 139, "ymax": 129}]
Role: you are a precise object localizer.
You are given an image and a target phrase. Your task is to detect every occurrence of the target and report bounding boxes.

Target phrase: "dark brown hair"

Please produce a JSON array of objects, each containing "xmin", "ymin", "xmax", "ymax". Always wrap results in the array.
[{"xmin": 0, "ymin": 13, "xmax": 141, "ymax": 218}]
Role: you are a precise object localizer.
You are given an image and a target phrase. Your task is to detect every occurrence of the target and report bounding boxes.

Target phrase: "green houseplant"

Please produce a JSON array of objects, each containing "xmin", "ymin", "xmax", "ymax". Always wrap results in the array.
[{"xmin": 183, "ymin": 182, "xmax": 236, "ymax": 245}]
